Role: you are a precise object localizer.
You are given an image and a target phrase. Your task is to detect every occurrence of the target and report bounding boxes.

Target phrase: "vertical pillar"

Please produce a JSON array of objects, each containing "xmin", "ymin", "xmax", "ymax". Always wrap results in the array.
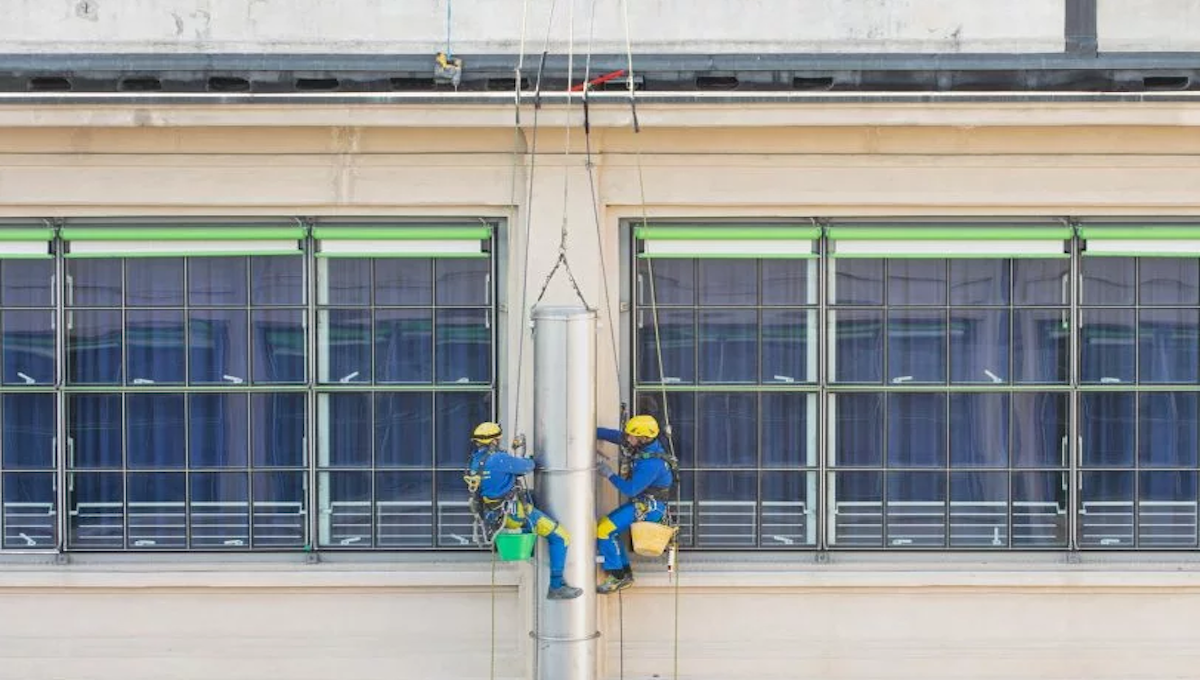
[{"xmin": 532, "ymin": 304, "xmax": 597, "ymax": 680}]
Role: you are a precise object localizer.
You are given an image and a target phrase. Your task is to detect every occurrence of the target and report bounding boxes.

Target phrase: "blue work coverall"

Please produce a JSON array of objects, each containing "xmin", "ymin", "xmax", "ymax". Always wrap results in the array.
[
  {"xmin": 595, "ymin": 428, "xmax": 675, "ymax": 571},
  {"xmin": 468, "ymin": 446, "xmax": 571, "ymax": 588}
]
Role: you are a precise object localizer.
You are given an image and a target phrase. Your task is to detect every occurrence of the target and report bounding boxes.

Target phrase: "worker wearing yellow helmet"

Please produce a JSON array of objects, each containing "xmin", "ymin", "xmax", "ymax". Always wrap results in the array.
[
  {"xmin": 465, "ymin": 421, "xmax": 582, "ymax": 600},
  {"xmin": 594, "ymin": 414, "xmax": 676, "ymax": 594}
]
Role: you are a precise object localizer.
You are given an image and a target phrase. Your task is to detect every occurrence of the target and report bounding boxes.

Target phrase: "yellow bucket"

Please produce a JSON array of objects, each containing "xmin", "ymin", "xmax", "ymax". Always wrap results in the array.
[{"xmin": 630, "ymin": 521, "xmax": 677, "ymax": 557}]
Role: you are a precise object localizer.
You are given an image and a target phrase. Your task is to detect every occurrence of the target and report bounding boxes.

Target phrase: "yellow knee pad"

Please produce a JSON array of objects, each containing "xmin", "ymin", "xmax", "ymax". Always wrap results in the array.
[
  {"xmin": 597, "ymin": 517, "xmax": 618, "ymax": 540},
  {"xmin": 534, "ymin": 516, "xmax": 570, "ymax": 545}
]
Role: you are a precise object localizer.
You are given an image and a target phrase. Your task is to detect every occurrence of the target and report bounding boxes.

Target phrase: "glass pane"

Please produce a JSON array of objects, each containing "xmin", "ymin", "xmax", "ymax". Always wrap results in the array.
[
  {"xmin": 3, "ymin": 472, "xmax": 56, "ymax": 548},
  {"xmin": 887, "ymin": 471, "xmax": 946, "ymax": 547},
  {"xmin": 2, "ymin": 310, "xmax": 54, "ymax": 384},
  {"xmin": 887, "ymin": 393, "xmax": 946, "ymax": 467},
  {"xmin": 321, "ymin": 309, "xmax": 371, "ymax": 384},
  {"xmin": 830, "ymin": 259, "xmax": 883, "ymax": 305},
  {"xmin": 949, "ymin": 393, "xmax": 1009, "ymax": 467},
  {"xmin": 375, "ymin": 309, "xmax": 432, "ymax": 383},
  {"xmin": 189, "ymin": 309, "xmax": 249, "ymax": 384},
  {"xmin": 188, "ymin": 257, "xmax": 247, "ymax": 306},
  {"xmin": 1139, "ymin": 309, "xmax": 1199, "ymax": 384},
  {"xmin": 762, "ymin": 310, "xmax": 812, "ymax": 383},
  {"xmin": 694, "ymin": 471, "xmax": 757, "ymax": 547},
  {"xmin": 250, "ymin": 256, "xmax": 304, "ymax": 306},
  {"xmin": 189, "ymin": 393, "xmax": 248, "ymax": 468},
  {"xmin": 251, "ymin": 393, "xmax": 305, "ymax": 467},
  {"xmin": 323, "ymin": 393, "xmax": 371, "ymax": 467},
  {"xmin": 1079, "ymin": 471, "xmax": 1135, "ymax": 548},
  {"xmin": 949, "ymin": 309, "xmax": 1009, "ymax": 384},
  {"xmin": 321, "ymin": 258, "xmax": 371, "ymax": 306},
  {"xmin": 127, "ymin": 394, "xmax": 185, "ymax": 469},
  {"xmin": 251, "ymin": 471, "xmax": 306, "ymax": 548},
  {"xmin": 1012, "ymin": 471, "xmax": 1068, "ymax": 547},
  {"xmin": 434, "ymin": 259, "xmax": 488, "ymax": 306},
  {"xmin": 634, "ymin": 391, "xmax": 693, "ymax": 467},
  {"xmin": 68, "ymin": 259, "xmax": 122, "ymax": 307},
  {"xmin": 375, "ymin": 259, "xmax": 432, "ymax": 306},
  {"xmin": 949, "ymin": 471, "xmax": 1008, "ymax": 547},
  {"xmin": 1140, "ymin": 258, "xmax": 1200, "ymax": 306},
  {"xmin": 949, "ymin": 259, "xmax": 1008, "ymax": 306},
  {"xmin": 887, "ymin": 309, "xmax": 946, "ymax": 383},
  {"xmin": 761, "ymin": 393, "xmax": 813, "ymax": 467},
  {"xmin": 1, "ymin": 259, "xmax": 52, "ymax": 307},
  {"xmin": 888, "ymin": 259, "xmax": 945, "ymax": 306},
  {"xmin": 832, "ymin": 393, "xmax": 883, "ymax": 466},
  {"xmin": 190, "ymin": 472, "xmax": 250, "ymax": 548},
  {"xmin": 1138, "ymin": 471, "xmax": 1198, "ymax": 549},
  {"xmin": 435, "ymin": 309, "xmax": 491, "ymax": 384},
  {"xmin": 1139, "ymin": 392, "xmax": 1198, "ymax": 468},
  {"xmin": 3, "ymin": 394, "xmax": 55, "ymax": 469},
  {"xmin": 375, "ymin": 392, "xmax": 433, "ymax": 467},
  {"xmin": 126, "ymin": 309, "xmax": 186, "ymax": 384},
  {"xmin": 319, "ymin": 471, "xmax": 373, "ymax": 547},
  {"xmin": 1081, "ymin": 309, "xmax": 1136, "ymax": 384},
  {"xmin": 1082, "ymin": 257, "xmax": 1135, "ymax": 306},
  {"xmin": 127, "ymin": 472, "xmax": 186, "ymax": 549},
  {"xmin": 69, "ymin": 309, "xmax": 122, "ymax": 384},
  {"xmin": 69, "ymin": 394, "xmax": 122, "ymax": 469},
  {"xmin": 696, "ymin": 393, "xmax": 756, "ymax": 468},
  {"xmin": 762, "ymin": 260, "xmax": 813, "ymax": 306},
  {"xmin": 434, "ymin": 391, "xmax": 491, "ymax": 468},
  {"xmin": 1012, "ymin": 393, "xmax": 1068, "ymax": 468},
  {"xmin": 69, "ymin": 472, "xmax": 124, "ymax": 549},
  {"xmin": 376, "ymin": 471, "xmax": 434, "ymax": 548},
  {"xmin": 1012, "ymin": 309, "xmax": 1069, "ymax": 383},
  {"xmin": 828, "ymin": 470, "xmax": 883, "ymax": 547},
  {"xmin": 761, "ymin": 471, "xmax": 815, "ymax": 547},
  {"xmin": 435, "ymin": 470, "xmax": 475, "ymax": 547},
  {"xmin": 126, "ymin": 258, "xmax": 184, "ymax": 307},
  {"xmin": 638, "ymin": 309, "xmax": 694, "ymax": 384},
  {"xmin": 699, "ymin": 260, "xmax": 757, "ymax": 305},
  {"xmin": 830, "ymin": 309, "xmax": 882, "ymax": 383},
  {"xmin": 251, "ymin": 309, "xmax": 306, "ymax": 383},
  {"xmin": 1081, "ymin": 392, "xmax": 1135, "ymax": 467},
  {"xmin": 698, "ymin": 309, "xmax": 757, "ymax": 383},
  {"xmin": 1013, "ymin": 259, "xmax": 1069, "ymax": 306},
  {"xmin": 638, "ymin": 259, "xmax": 693, "ymax": 306}
]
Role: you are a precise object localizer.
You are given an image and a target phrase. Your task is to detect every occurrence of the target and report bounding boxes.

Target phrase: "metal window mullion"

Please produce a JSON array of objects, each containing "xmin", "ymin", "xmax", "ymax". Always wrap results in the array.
[
  {"xmin": 943, "ymin": 387, "xmax": 951, "ymax": 549},
  {"xmin": 1133, "ymin": 386, "xmax": 1142, "ymax": 549},
  {"xmin": 54, "ymin": 238, "xmax": 69, "ymax": 552},
  {"xmin": 300, "ymin": 241, "xmax": 316, "ymax": 552},
  {"xmin": 1068, "ymin": 233, "xmax": 1081, "ymax": 550},
  {"xmin": 816, "ymin": 241, "xmax": 828, "ymax": 550}
]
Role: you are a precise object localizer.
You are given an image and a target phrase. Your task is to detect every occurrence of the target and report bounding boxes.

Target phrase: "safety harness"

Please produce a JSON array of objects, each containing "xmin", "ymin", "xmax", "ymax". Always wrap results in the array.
[
  {"xmin": 464, "ymin": 447, "xmax": 529, "ymax": 546},
  {"xmin": 621, "ymin": 443, "xmax": 679, "ymax": 521}
]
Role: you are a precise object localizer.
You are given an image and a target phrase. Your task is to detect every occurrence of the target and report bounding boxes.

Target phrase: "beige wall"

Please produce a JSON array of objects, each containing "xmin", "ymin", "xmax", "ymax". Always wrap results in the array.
[{"xmin": 4, "ymin": 103, "xmax": 1200, "ymax": 679}]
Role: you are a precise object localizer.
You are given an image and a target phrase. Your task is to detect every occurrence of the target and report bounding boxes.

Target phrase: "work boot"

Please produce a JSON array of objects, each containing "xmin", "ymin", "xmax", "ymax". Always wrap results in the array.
[
  {"xmin": 547, "ymin": 583, "xmax": 583, "ymax": 600},
  {"xmin": 596, "ymin": 573, "xmax": 634, "ymax": 595}
]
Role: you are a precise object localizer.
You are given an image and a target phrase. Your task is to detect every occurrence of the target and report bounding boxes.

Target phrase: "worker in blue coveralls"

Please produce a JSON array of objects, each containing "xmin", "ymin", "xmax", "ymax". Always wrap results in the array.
[
  {"xmin": 465, "ymin": 421, "xmax": 582, "ymax": 600},
  {"xmin": 594, "ymin": 415, "xmax": 676, "ymax": 594}
]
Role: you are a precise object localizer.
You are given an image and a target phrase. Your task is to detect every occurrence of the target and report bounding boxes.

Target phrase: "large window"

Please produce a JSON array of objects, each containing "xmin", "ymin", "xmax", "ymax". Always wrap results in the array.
[
  {"xmin": 0, "ymin": 219, "xmax": 497, "ymax": 553},
  {"xmin": 313, "ymin": 224, "xmax": 494, "ymax": 549}
]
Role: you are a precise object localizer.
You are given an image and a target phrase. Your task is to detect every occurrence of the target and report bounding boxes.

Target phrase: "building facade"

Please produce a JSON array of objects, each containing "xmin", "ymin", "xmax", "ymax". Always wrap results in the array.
[{"xmin": 3, "ymin": 1, "xmax": 1200, "ymax": 679}]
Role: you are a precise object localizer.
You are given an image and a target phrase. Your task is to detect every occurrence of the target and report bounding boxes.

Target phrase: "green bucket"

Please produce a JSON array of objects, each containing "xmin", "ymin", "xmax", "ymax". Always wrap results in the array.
[{"xmin": 494, "ymin": 531, "xmax": 536, "ymax": 561}]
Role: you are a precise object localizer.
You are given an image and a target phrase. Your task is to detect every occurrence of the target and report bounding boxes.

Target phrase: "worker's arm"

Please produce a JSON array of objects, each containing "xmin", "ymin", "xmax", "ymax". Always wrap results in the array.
[
  {"xmin": 604, "ymin": 458, "xmax": 662, "ymax": 498},
  {"xmin": 489, "ymin": 452, "xmax": 536, "ymax": 475},
  {"xmin": 597, "ymin": 427, "xmax": 623, "ymax": 445}
]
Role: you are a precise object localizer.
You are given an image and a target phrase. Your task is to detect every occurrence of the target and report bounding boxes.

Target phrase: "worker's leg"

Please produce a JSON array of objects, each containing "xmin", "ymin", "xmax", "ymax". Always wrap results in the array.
[
  {"xmin": 596, "ymin": 502, "xmax": 637, "ymax": 572},
  {"xmin": 525, "ymin": 505, "xmax": 571, "ymax": 588}
]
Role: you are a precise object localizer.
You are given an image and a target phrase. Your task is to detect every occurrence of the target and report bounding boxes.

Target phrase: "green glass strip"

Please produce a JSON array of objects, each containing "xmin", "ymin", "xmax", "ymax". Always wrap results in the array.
[
  {"xmin": 827, "ymin": 226, "xmax": 1073, "ymax": 241},
  {"xmin": 312, "ymin": 226, "xmax": 492, "ymax": 240},
  {"xmin": 1079, "ymin": 226, "xmax": 1200, "ymax": 240},
  {"xmin": 0, "ymin": 253, "xmax": 52, "ymax": 260},
  {"xmin": 65, "ymin": 251, "xmax": 300, "ymax": 258},
  {"xmin": 316, "ymin": 252, "xmax": 489, "ymax": 259},
  {"xmin": 60, "ymin": 226, "xmax": 306, "ymax": 241},
  {"xmin": 0, "ymin": 228, "xmax": 53, "ymax": 242},
  {"xmin": 1082, "ymin": 251, "xmax": 1200, "ymax": 257},
  {"xmin": 831, "ymin": 253, "xmax": 1070, "ymax": 259},
  {"xmin": 639, "ymin": 253, "xmax": 818, "ymax": 260},
  {"xmin": 634, "ymin": 226, "xmax": 821, "ymax": 241}
]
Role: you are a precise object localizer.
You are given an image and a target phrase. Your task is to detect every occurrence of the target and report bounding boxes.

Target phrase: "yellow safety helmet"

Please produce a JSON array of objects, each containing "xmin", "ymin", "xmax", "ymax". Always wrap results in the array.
[
  {"xmin": 472, "ymin": 421, "xmax": 502, "ymax": 444},
  {"xmin": 624, "ymin": 415, "xmax": 660, "ymax": 439}
]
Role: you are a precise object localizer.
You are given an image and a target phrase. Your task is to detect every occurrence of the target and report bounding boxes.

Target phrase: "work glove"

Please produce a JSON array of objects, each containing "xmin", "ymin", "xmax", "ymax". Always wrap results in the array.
[{"xmin": 596, "ymin": 458, "xmax": 616, "ymax": 479}]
